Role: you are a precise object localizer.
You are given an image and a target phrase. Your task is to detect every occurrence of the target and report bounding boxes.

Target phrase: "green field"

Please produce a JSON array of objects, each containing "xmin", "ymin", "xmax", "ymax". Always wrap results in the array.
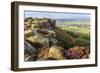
[
  {"xmin": 57, "ymin": 25, "xmax": 90, "ymax": 34},
  {"xmin": 63, "ymin": 21, "xmax": 90, "ymax": 25},
  {"xmin": 56, "ymin": 24, "xmax": 90, "ymax": 48}
]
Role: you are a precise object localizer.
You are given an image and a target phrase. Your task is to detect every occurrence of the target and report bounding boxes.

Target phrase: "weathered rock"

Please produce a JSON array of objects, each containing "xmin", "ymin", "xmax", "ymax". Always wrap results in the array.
[
  {"xmin": 27, "ymin": 40, "xmax": 43, "ymax": 49},
  {"xmin": 24, "ymin": 41, "xmax": 36, "ymax": 54},
  {"xmin": 24, "ymin": 41, "xmax": 37, "ymax": 61},
  {"xmin": 24, "ymin": 40, "xmax": 43, "ymax": 61},
  {"xmin": 47, "ymin": 46, "xmax": 66, "ymax": 60},
  {"xmin": 36, "ymin": 48, "xmax": 49, "ymax": 60},
  {"xmin": 65, "ymin": 46, "xmax": 90, "ymax": 59},
  {"xmin": 36, "ymin": 46, "xmax": 66, "ymax": 60},
  {"xmin": 24, "ymin": 54, "xmax": 35, "ymax": 61},
  {"xmin": 37, "ymin": 29, "xmax": 50, "ymax": 35},
  {"xmin": 25, "ymin": 18, "xmax": 56, "ymax": 29},
  {"xmin": 24, "ymin": 29, "xmax": 33, "ymax": 38}
]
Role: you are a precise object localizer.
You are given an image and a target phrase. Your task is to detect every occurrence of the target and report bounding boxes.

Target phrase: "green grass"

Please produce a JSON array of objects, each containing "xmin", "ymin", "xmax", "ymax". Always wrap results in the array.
[
  {"xmin": 54, "ymin": 27, "xmax": 75, "ymax": 49},
  {"xmin": 57, "ymin": 25, "xmax": 90, "ymax": 34},
  {"xmin": 56, "ymin": 25, "xmax": 90, "ymax": 48},
  {"xmin": 63, "ymin": 21, "xmax": 90, "ymax": 25}
]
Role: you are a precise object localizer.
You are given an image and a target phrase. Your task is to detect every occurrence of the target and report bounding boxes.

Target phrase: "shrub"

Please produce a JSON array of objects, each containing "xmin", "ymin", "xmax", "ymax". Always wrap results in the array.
[
  {"xmin": 54, "ymin": 27, "xmax": 75, "ymax": 49},
  {"xmin": 75, "ymin": 38, "xmax": 90, "ymax": 47}
]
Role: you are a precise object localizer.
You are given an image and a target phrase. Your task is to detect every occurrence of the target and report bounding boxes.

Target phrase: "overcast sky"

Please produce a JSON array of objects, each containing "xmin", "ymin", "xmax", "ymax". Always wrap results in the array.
[{"xmin": 24, "ymin": 11, "xmax": 90, "ymax": 20}]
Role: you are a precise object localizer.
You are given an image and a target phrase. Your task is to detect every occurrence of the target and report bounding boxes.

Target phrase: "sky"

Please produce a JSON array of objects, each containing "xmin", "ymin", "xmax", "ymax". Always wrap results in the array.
[{"xmin": 24, "ymin": 11, "xmax": 90, "ymax": 20}]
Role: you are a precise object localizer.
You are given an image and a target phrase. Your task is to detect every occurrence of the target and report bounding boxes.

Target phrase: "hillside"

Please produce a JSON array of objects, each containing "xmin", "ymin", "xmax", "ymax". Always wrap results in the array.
[{"xmin": 24, "ymin": 17, "xmax": 90, "ymax": 61}]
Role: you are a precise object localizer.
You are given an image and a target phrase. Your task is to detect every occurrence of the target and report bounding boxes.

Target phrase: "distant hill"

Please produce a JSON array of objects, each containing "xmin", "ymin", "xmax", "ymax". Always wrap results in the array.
[{"xmin": 55, "ymin": 19, "xmax": 90, "ymax": 25}]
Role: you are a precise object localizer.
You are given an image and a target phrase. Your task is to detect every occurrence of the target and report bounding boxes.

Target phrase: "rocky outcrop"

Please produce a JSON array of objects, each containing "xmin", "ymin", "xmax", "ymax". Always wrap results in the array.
[
  {"xmin": 24, "ymin": 17, "xmax": 90, "ymax": 61},
  {"xmin": 24, "ymin": 18, "xmax": 56, "ymax": 31}
]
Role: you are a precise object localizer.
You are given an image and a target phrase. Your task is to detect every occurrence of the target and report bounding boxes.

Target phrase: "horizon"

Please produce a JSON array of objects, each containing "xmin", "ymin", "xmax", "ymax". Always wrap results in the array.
[{"xmin": 24, "ymin": 11, "xmax": 90, "ymax": 21}]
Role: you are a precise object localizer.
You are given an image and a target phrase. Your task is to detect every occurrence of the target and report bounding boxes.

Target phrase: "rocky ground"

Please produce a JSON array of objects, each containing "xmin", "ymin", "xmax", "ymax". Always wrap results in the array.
[{"xmin": 24, "ymin": 17, "xmax": 90, "ymax": 61}]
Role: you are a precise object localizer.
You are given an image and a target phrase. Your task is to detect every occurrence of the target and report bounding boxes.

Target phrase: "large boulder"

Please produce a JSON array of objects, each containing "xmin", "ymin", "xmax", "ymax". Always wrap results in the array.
[
  {"xmin": 47, "ymin": 46, "xmax": 66, "ymax": 60},
  {"xmin": 65, "ymin": 46, "xmax": 90, "ymax": 59},
  {"xmin": 36, "ymin": 46, "xmax": 66, "ymax": 60}
]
